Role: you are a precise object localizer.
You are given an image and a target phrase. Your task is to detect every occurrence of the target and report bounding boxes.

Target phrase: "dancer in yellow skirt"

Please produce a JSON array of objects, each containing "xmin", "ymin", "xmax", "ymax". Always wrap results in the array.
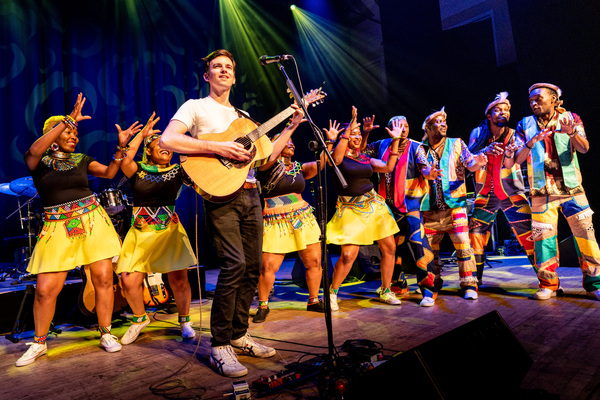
[
  {"xmin": 327, "ymin": 106, "xmax": 402, "ymax": 309},
  {"xmin": 116, "ymin": 113, "xmax": 198, "ymax": 344},
  {"xmin": 252, "ymin": 114, "xmax": 340, "ymax": 323},
  {"xmin": 16, "ymin": 93, "xmax": 140, "ymax": 367}
]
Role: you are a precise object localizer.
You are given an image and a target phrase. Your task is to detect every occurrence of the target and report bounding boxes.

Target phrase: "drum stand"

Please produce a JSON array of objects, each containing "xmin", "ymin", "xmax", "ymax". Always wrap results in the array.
[{"xmin": 8, "ymin": 196, "xmax": 38, "ymax": 283}]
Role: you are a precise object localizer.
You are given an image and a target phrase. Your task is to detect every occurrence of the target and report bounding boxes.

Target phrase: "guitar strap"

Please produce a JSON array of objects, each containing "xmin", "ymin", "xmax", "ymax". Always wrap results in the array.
[{"xmin": 233, "ymin": 106, "xmax": 261, "ymax": 126}]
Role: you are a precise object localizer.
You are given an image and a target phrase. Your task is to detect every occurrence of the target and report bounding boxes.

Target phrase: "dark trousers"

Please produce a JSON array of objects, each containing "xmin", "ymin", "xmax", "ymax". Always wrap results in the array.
[{"xmin": 204, "ymin": 188, "xmax": 263, "ymax": 347}]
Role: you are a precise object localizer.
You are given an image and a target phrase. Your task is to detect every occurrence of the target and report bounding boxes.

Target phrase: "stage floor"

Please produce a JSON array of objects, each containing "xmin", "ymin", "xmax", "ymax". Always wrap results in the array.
[{"xmin": 1, "ymin": 254, "xmax": 599, "ymax": 399}]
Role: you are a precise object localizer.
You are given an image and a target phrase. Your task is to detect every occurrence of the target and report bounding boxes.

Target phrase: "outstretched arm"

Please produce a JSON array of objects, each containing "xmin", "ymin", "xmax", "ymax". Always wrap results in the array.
[
  {"xmin": 88, "ymin": 121, "xmax": 142, "ymax": 179},
  {"xmin": 302, "ymin": 120, "xmax": 341, "ymax": 179},
  {"xmin": 121, "ymin": 112, "xmax": 161, "ymax": 178},
  {"xmin": 24, "ymin": 93, "xmax": 91, "ymax": 171},
  {"xmin": 371, "ymin": 118, "xmax": 401, "ymax": 173}
]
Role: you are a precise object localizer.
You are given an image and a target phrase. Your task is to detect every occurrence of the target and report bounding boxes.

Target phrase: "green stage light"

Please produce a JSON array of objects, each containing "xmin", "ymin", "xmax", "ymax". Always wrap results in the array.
[{"xmin": 290, "ymin": 5, "xmax": 296, "ymax": 10}]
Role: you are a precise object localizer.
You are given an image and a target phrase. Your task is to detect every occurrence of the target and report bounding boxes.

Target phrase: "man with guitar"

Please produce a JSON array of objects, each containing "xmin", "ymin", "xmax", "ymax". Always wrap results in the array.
[{"xmin": 160, "ymin": 49, "xmax": 304, "ymax": 378}]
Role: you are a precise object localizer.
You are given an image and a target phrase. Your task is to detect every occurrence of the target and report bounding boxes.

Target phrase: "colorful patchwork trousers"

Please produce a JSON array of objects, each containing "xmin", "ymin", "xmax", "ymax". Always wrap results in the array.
[
  {"xmin": 531, "ymin": 193, "xmax": 600, "ymax": 292},
  {"xmin": 469, "ymin": 193, "xmax": 535, "ymax": 282},
  {"xmin": 423, "ymin": 207, "xmax": 478, "ymax": 289},
  {"xmin": 394, "ymin": 210, "xmax": 437, "ymax": 297}
]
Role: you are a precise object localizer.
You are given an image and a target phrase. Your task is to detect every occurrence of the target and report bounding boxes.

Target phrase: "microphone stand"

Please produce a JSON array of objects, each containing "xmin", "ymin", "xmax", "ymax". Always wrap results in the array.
[{"xmin": 275, "ymin": 61, "xmax": 347, "ymax": 397}]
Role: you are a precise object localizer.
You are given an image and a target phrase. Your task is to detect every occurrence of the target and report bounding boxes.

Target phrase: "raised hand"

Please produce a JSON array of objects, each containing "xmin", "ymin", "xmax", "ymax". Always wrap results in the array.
[
  {"xmin": 385, "ymin": 118, "xmax": 402, "ymax": 139},
  {"xmin": 141, "ymin": 112, "xmax": 161, "ymax": 138},
  {"xmin": 474, "ymin": 152, "xmax": 488, "ymax": 166},
  {"xmin": 289, "ymin": 104, "xmax": 306, "ymax": 128},
  {"xmin": 505, "ymin": 136, "xmax": 520, "ymax": 157},
  {"xmin": 115, "ymin": 121, "xmax": 143, "ymax": 147},
  {"xmin": 557, "ymin": 116, "xmax": 575, "ymax": 136},
  {"xmin": 69, "ymin": 92, "xmax": 92, "ymax": 123},
  {"xmin": 362, "ymin": 115, "xmax": 379, "ymax": 133},
  {"xmin": 527, "ymin": 128, "xmax": 552, "ymax": 148},
  {"xmin": 324, "ymin": 120, "xmax": 342, "ymax": 141},
  {"xmin": 428, "ymin": 160, "xmax": 443, "ymax": 180}
]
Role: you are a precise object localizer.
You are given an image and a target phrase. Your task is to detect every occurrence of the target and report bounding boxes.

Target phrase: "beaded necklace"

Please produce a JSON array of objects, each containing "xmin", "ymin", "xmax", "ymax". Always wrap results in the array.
[
  {"xmin": 41, "ymin": 152, "xmax": 84, "ymax": 171},
  {"xmin": 137, "ymin": 162, "xmax": 180, "ymax": 183},
  {"xmin": 345, "ymin": 150, "xmax": 370, "ymax": 164}
]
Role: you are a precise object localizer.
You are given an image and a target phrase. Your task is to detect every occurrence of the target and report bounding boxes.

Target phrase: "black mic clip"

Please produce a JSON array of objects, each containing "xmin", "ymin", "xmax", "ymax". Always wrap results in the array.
[{"xmin": 259, "ymin": 54, "xmax": 293, "ymax": 65}]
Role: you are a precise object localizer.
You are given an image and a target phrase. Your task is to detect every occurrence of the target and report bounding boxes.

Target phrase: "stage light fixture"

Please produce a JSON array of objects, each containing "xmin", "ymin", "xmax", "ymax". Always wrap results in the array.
[{"xmin": 290, "ymin": 5, "xmax": 296, "ymax": 10}]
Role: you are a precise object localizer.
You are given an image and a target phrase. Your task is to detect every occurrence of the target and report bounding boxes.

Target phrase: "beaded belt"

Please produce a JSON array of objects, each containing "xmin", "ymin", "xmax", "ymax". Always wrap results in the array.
[
  {"xmin": 43, "ymin": 195, "xmax": 99, "ymax": 221},
  {"xmin": 263, "ymin": 193, "xmax": 314, "ymax": 230},
  {"xmin": 132, "ymin": 205, "xmax": 177, "ymax": 231}
]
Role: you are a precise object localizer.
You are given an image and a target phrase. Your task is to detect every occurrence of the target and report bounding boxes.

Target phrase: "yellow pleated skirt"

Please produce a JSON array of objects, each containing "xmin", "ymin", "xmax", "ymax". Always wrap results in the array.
[
  {"xmin": 326, "ymin": 189, "xmax": 399, "ymax": 245},
  {"xmin": 27, "ymin": 195, "xmax": 121, "ymax": 274},
  {"xmin": 115, "ymin": 211, "xmax": 197, "ymax": 275},
  {"xmin": 262, "ymin": 193, "xmax": 321, "ymax": 254}
]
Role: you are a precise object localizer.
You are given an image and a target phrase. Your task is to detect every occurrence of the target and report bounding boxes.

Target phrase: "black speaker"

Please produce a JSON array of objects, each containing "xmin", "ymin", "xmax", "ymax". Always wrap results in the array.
[
  {"xmin": 348, "ymin": 244, "xmax": 382, "ymax": 281},
  {"xmin": 559, "ymin": 235, "xmax": 579, "ymax": 267},
  {"xmin": 348, "ymin": 310, "xmax": 532, "ymax": 399}
]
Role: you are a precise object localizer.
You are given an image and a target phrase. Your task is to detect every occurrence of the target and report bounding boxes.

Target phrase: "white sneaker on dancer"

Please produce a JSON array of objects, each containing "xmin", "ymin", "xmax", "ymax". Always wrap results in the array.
[
  {"xmin": 210, "ymin": 345, "xmax": 248, "ymax": 378},
  {"xmin": 15, "ymin": 342, "xmax": 47, "ymax": 367},
  {"xmin": 181, "ymin": 321, "xmax": 196, "ymax": 339},
  {"xmin": 121, "ymin": 319, "xmax": 151, "ymax": 345},
  {"xmin": 533, "ymin": 288, "xmax": 556, "ymax": 300},
  {"xmin": 100, "ymin": 333, "xmax": 122, "ymax": 353}
]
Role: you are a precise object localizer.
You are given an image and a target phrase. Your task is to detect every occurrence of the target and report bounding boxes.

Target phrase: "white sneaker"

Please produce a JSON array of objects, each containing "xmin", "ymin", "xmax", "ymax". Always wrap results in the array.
[
  {"xmin": 419, "ymin": 296, "xmax": 435, "ymax": 307},
  {"xmin": 587, "ymin": 289, "xmax": 600, "ymax": 301},
  {"xmin": 15, "ymin": 342, "xmax": 47, "ymax": 367},
  {"xmin": 533, "ymin": 288, "xmax": 557, "ymax": 300},
  {"xmin": 379, "ymin": 289, "xmax": 401, "ymax": 305},
  {"xmin": 181, "ymin": 321, "xmax": 196, "ymax": 339},
  {"xmin": 464, "ymin": 289, "xmax": 478, "ymax": 300},
  {"xmin": 121, "ymin": 319, "xmax": 151, "ymax": 345},
  {"xmin": 231, "ymin": 333, "xmax": 275, "ymax": 358},
  {"xmin": 210, "ymin": 345, "xmax": 248, "ymax": 378},
  {"xmin": 329, "ymin": 292, "xmax": 339, "ymax": 311},
  {"xmin": 100, "ymin": 333, "xmax": 122, "ymax": 353}
]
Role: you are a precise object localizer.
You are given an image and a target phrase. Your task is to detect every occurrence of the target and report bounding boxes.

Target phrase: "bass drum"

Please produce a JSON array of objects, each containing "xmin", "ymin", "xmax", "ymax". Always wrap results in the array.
[{"xmin": 98, "ymin": 188, "xmax": 126, "ymax": 216}]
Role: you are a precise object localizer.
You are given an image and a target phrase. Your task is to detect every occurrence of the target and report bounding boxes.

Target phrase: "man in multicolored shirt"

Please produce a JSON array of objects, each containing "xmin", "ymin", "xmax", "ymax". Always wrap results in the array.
[
  {"xmin": 468, "ymin": 92, "xmax": 535, "ymax": 286},
  {"xmin": 363, "ymin": 115, "xmax": 441, "ymax": 307},
  {"xmin": 421, "ymin": 107, "xmax": 487, "ymax": 300},
  {"xmin": 507, "ymin": 83, "xmax": 600, "ymax": 300}
]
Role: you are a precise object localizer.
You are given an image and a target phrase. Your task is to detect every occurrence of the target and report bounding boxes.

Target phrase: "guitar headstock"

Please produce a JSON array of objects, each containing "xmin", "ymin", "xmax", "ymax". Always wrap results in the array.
[{"xmin": 302, "ymin": 85, "xmax": 327, "ymax": 108}]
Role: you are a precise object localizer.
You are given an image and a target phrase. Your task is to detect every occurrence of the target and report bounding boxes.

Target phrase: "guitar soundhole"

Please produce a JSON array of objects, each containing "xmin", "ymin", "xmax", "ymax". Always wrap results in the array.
[{"xmin": 229, "ymin": 137, "xmax": 256, "ymax": 168}]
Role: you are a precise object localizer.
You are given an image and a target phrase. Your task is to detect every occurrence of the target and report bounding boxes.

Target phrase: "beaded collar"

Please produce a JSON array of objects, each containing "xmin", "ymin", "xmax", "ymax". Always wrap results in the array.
[
  {"xmin": 41, "ymin": 152, "xmax": 84, "ymax": 171},
  {"xmin": 344, "ymin": 150, "xmax": 370, "ymax": 164}
]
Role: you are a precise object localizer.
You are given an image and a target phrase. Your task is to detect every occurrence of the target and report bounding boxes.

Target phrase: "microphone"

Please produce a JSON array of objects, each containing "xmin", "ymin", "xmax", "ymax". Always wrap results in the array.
[{"xmin": 259, "ymin": 54, "xmax": 292, "ymax": 65}]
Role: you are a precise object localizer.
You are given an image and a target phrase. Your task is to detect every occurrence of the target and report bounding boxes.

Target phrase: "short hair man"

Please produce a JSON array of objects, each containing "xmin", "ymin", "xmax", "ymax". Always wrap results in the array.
[{"xmin": 508, "ymin": 83, "xmax": 600, "ymax": 300}]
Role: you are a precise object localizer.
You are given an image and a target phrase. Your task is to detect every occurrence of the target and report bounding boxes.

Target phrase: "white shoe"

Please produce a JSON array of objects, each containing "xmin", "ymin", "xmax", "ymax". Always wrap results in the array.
[
  {"xmin": 210, "ymin": 345, "xmax": 248, "ymax": 378},
  {"xmin": 181, "ymin": 321, "xmax": 196, "ymax": 339},
  {"xmin": 230, "ymin": 333, "xmax": 275, "ymax": 358},
  {"xmin": 15, "ymin": 342, "xmax": 47, "ymax": 367},
  {"xmin": 100, "ymin": 333, "xmax": 122, "ymax": 353},
  {"xmin": 419, "ymin": 296, "xmax": 435, "ymax": 307},
  {"xmin": 464, "ymin": 289, "xmax": 478, "ymax": 300},
  {"xmin": 121, "ymin": 319, "xmax": 151, "ymax": 345},
  {"xmin": 329, "ymin": 292, "xmax": 339, "ymax": 311},
  {"xmin": 533, "ymin": 288, "xmax": 557, "ymax": 300},
  {"xmin": 379, "ymin": 289, "xmax": 401, "ymax": 305}
]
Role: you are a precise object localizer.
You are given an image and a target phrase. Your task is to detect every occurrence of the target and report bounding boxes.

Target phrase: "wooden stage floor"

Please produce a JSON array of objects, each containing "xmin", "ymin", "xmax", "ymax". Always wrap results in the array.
[{"xmin": 1, "ymin": 255, "xmax": 600, "ymax": 399}]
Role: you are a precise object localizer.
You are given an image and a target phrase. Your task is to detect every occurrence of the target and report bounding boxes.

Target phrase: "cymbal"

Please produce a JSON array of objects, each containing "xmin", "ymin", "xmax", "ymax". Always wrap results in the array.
[
  {"xmin": 9, "ymin": 177, "xmax": 38, "ymax": 197},
  {"xmin": 0, "ymin": 182, "xmax": 17, "ymax": 196}
]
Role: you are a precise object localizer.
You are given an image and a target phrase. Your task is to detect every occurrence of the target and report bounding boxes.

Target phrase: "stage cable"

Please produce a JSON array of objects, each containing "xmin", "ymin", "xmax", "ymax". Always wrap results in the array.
[{"xmin": 146, "ymin": 189, "xmax": 206, "ymax": 400}]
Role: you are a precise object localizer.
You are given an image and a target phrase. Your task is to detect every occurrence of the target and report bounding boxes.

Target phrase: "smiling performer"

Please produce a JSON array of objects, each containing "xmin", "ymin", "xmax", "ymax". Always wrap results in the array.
[
  {"xmin": 115, "ymin": 113, "xmax": 198, "ymax": 344},
  {"xmin": 421, "ymin": 107, "xmax": 487, "ymax": 300},
  {"xmin": 252, "ymin": 116, "xmax": 338, "ymax": 323},
  {"xmin": 16, "ymin": 93, "xmax": 139, "ymax": 367},
  {"xmin": 468, "ymin": 92, "xmax": 535, "ymax": 286},
  {"xmin": 507, "ymin": 83, "xmax": 600, "ymax": 300},
  {"xmin": 326, "ymin": 106, "xmax": 402, "ymax": 309}
]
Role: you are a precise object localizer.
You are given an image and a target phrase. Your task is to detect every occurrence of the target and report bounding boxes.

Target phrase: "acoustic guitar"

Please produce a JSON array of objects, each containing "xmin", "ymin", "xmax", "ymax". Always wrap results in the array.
[
  {"xmin": 143, "ymin": 272, "xmax": 170, "ymax": 306},
  {"xmin": 181, "ymin": 88, "xmax": 326, "ymax": 202},
  {"xmin": 78, "ymin": 263, "xmax": 128, "ymax": 318}
]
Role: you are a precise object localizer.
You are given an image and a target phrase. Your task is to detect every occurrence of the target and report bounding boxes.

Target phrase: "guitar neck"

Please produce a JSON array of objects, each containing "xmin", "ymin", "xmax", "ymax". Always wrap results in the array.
[{"xmin": 248, "ymin": 106, "xmax": 295, "ymax": 142}]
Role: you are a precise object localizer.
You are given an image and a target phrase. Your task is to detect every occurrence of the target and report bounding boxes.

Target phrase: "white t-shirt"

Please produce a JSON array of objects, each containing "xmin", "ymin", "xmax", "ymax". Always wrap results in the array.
[{"xmin": 171, "ymin": 96, "xmax": 241, "ymax": 137}]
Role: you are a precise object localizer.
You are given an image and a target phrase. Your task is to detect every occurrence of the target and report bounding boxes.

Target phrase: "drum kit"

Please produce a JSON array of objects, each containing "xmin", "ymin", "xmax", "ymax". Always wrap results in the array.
[{"xmin": 1, "ymin": 176, "xmax": 131, "ymax": 282}]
